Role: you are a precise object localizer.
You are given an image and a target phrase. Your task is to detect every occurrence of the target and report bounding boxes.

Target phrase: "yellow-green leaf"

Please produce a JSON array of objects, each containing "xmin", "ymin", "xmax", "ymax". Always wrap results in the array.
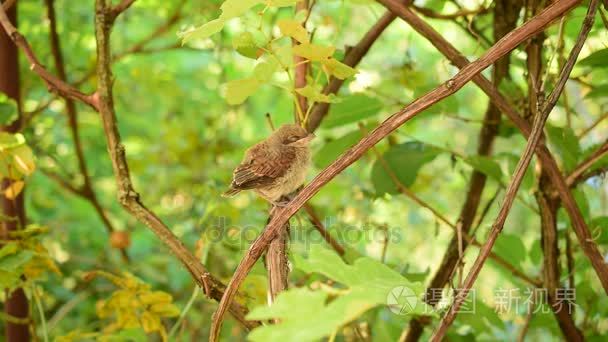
[
  {"xmin": 292, "ymin": 43, "xmax": 335, "ymax": 61},
  {"xmin": 224, "ymin": 78, "xmax": 261, "ymax": 105},
  {"xmin": 321, "ymin": 58, "xmax": 357, "ymax": 80},
  {"xmin": 140, "ymin": 310, "xmax": 161, "ymax": 333},
  {"xmin": 220, "ymin": 0, "xmax": 264, "ymax": 20},
  {"xmin": 139, "ymin": 291, "xmax": 172, "ymax": 305},
  {"xmin": 267, "ymin": 0, "xmax": 301, "ymax": 6},
  {"xmin": 12, "ymin": 145, "xmax": 35, "ymax": 176},
  {"xmin": 295, "ymin": 84, "xmax": 337, "ymax": 103},
  {"xmin": 277, "ymin": 19, "xmax": 309, "ymax": 43},
  {"xmin": 149, "ymin": 302, "xmax": 180, "ymax": 317},
  {"xmin": 253, "ymin": 60, "xmax": 278, "ymax": 82},
  {"xmin": 4, "ymin": 180, "xmax": 24, "ymax": 199},
  {"xmin": 178, "ymin": 19, "xmax": 225, "ymax": 44},
  {"xmin": 233, "ymin": 32, "xmax": 262, "ymax": 59}
]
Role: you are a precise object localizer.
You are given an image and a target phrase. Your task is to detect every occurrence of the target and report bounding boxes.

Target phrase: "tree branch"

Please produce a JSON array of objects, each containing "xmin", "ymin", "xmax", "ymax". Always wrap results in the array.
[
  {"xmin": 377, "ymin": 0, "xmax": 608, "ymax": 294},
  {"xmin": 0, "ymin": 5, "xmax": 98, "ymax": 110},
  {"xmin": 412, "ymin": 4, "xmax": 490, "ymax": 20},
  {"xmin": 536, "ymin": 174, "xmax": 583, "ymax": 340},
  {"xmin": 209, "ymin": 2, "xmax": 583, "ymax": 340},
  {"xmin": 44, "ymin": 0, "xmax": 129, "ymax": 262},
  {"xmin": 303, "ymin": 203, "xmax": 346, "ymax": 256},
  {"xmin": 430, "ymin": 1, "xmax": 600, "ymax": 339},
  {"xmin": 91, "ymin": 0, "xmax": 257, "ymax": 329},
  {"xmin": 566, "ymin": 139, "xmax": 608, "ymax": 186},
  {"xmin": 110, "ymin": 0, "xmax": 136, "ymax": 21}
]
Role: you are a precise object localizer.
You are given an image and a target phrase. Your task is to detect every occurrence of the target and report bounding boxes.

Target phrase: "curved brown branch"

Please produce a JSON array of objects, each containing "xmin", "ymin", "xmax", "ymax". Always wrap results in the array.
[
  {"xmin": 567, "ymin": 139, "xmax": 608, "ymax": 186},
  {"xmin": 110, "ymin": 0, "xmax": 136, "ymax": 21},
  {"xmin": 303, "ymin": 203, "xmax": 345, "ymax": 256},
  {"xmin": 0, "ymin": 6, "xmax": 98, "ymax": 110},
  {"xmin": 430, "ymin": 1, "xmax": 600, "ymax": 339},
  {"xmin": 412, "ymin": 4, "xmax": 490, "ymax": 20},
  {"xmin": 376, "ymin": 0, "xmax": 608, "ymax": 294},
  {"xmin": 209, "ymin": 2, "xmax": 583, "ymax": 340}
]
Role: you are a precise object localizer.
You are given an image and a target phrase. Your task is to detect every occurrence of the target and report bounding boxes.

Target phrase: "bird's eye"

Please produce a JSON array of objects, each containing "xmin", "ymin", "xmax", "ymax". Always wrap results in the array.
[{"xmin": 287, "ymin": 135, "xmax": 299, "ymax": 143}]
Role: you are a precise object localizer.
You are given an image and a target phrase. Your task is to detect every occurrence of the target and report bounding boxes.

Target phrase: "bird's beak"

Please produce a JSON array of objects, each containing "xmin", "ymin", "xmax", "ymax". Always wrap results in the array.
[
  {"xmin": 302, "ymin": 133, "xmax": 316, "ymax": 142},
  {"xmin": 289, "ymin": 133, "xmax": 315, "ymax": 147}
]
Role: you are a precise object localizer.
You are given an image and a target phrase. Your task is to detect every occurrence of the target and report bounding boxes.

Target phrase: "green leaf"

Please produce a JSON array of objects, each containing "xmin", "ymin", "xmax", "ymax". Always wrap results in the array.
[
  {"xmin": 492, "ymin": 233, "xmax": 527, "ymax": 268},
  {"xmin": 267, "ymin": 0, "xmax": 302, "ymax": 6},
  {"xmin": 321, "ymin": 58, "xmax": 357, "ymax": 80},
  {"xmin": 578, "ymin": 48, "xmax": 608, "ymax": 68},
  {"xmin": 0, "ymin": 132, "xmax": 25, "ymax": 150},
  {"xmin": 371, "ymin": 142, "xmax": 441, "ymax": 196},
  {"xmin": 314, "ymin": 130, "xmax": 364, "ymax": 169},
  {"xmin": 247, "ymin": 246, "xmax": 432, "ymax": 342},
  {"xmin": 233, "ymin": 32, "xmax": 262, "ymax": 59},
  {"xmin": 178, "ymin": 19, "xmax": 225, "ymax": 44},
  {"xmin": 224, "ymin": 78, "xmax": 261, "ymax": 105},
  {"xmin": 252, "ymin": 60, "xmax": 278, "ymax": 82},
  {"xmin": 322, "ymin": 94, "xmax": 383, "ymax": 128},
  {"xmin": 546, "ymin": 125, "xmax": 581, "ymax": 172},
  {"xmin": 292, "ymin": 43, "xmax": 335, "ymax": 61},
  {"xmin": 277, "ymin": 19, "xmax": 308, "ymax": 44},
  {"xmin": 0, "ymin": 93, "xmax": 18, "ymax": 126},
  {"xmin": 0, "ymin": 250, "xmax": 34, "ymax": 272},
  {"xmin": 590, "ymin": 216, "xmax": 608, "ymax": 245},
  {"xmin": 295, "ymin": 84, "xmax": 337, "ymax": 103},
  {"xmin": 12, "ymin": 144, "xmax": 36, "ymax": 176},
  {"xmin": 585, "ymin": 84, "xmax": 608, "ymax": 99},
  {"xmin": 463, "ymin": 155, "xmax": 503, "ymax": 182},
  {"xmin": 179, "ymin": 0, "xmax": 265, "ymax": 43},
  {"xmin": 219, "ymin": 0, "xmax": 264, "ymax": 20}
]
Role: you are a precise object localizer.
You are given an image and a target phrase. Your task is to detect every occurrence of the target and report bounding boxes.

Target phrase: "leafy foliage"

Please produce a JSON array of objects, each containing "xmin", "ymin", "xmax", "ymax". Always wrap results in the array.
[{"xmin": 246, "ymin": 246, "xmax": 433, "ymax": 341}]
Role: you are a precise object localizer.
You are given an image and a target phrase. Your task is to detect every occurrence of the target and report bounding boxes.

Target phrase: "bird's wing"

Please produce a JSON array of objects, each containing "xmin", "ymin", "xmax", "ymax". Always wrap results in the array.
[{"xmin": 230, "ymin": 144, "xmax": 295, "ymax": 190}]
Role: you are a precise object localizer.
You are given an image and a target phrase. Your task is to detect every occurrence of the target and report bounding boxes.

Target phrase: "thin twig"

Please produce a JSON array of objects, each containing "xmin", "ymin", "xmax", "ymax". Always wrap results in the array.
[
  {"xmin": 303, "ymin": 203, "xmax": 346, "ymax": 256},
  {"xmin": 566, "ymin": 139, "xmax": 608, "ymax": 186},
  {"xmin": 0, "ymin": 6, "xmax": 98, "ymax": 109},
  {"xmin": 430, "ymin": 2, "xmax": 601, "ymax": 339},
  {"xmin": 412, "ymin": 4, "xmax": 490, "ymax": 20}
]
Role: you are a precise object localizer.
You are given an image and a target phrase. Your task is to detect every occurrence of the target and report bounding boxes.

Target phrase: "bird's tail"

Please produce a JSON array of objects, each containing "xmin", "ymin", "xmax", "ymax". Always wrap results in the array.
[{"xmin": 222, "ymin": 188, "xmax": 241, "ymax": 198}]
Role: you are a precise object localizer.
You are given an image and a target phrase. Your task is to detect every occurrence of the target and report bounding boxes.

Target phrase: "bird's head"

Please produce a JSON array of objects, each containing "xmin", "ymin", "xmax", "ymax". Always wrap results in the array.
[{"xmin": 272, "ymin": 124, "xmax": 315, "ymax": 148}]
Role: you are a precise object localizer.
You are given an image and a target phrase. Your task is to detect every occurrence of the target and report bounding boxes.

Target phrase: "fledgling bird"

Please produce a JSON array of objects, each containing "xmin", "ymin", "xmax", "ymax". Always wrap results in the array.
[{"xmin": 223, "ymin": 124, "xmax": 314, "ymax": 205}]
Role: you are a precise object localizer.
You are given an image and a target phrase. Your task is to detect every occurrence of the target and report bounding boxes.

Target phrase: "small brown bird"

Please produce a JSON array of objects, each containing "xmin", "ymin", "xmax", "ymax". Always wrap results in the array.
[{"xmin": 223, "ymin": 124, "xmax": 314, "ymax": 205}]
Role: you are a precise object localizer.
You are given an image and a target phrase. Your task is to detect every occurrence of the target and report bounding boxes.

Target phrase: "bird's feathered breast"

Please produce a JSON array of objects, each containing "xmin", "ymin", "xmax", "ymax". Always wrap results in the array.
[{"xmin": 230, "ymin": 142, "xmax": 296, "ymax": 190}]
